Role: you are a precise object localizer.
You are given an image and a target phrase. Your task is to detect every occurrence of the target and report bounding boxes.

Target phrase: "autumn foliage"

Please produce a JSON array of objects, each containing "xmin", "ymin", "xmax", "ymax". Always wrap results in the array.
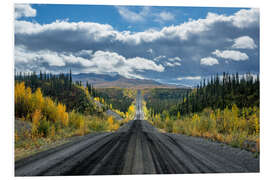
[
  {"xmin": 15, "ymin": 82, "xmax": 70, "ymax": 136},
  {"xmin": 15, "ymin": 82, "xmax": 122, "ymax": 141},
  {"xmin": 147, "ymin": 104, "xmax": 259, "ymax": 152}
]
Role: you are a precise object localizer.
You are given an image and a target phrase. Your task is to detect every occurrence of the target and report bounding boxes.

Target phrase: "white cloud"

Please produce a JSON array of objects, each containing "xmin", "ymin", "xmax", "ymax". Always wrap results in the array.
[
  {"xmin": 117, "ymin": 7, "xmax": 174, "ymax": 24},
  {"xmin": 15, "ymin": 46, "xmax": 66, "ymax": 66},
  {"xmin": 177, "ymin": 76, "xmax": 201, "ymax": 80},
  {"xmin": 14, "ymin": 7, "xmax": 259, "ymax": 79},
  {"xmin": 232, "ymin": 36, "xmax": 257, "ymax": 49},
  {"xmin": 200, "ymin": 57, "xmax": 219, "ymax": 66},
  {"xmin": 212, "ymin": 50, "xmax": 248, "ymax": 61},
  {"xmin": 115, "ymin": 8, "xmax": 259, "ymax": 41},
  {"xmin": 116, "ymin": 6, "xmax": 150, "ymax": 23},
  {"xmin": 164, "ymin": 56, "xmax": 182, "ymax": 67},
  {"xmin": 158, "ymin": 11, "xmax": 175, "ymax": 21},
  {"xmin": 168, "ymin": 57, "xmax": 182, "ymax": 62},
  {"xmin": 15, "ymin": 4, "xmax": 36, "ymax": 19},
  {"xmin": 15, "ymin": 46, "xmax": 164, "ymax": 79},
  {"xmin": 153, "ymin": 56, "xmax": 182, "ymax": 67},
  {"xmin": 147, "ymin": 48, "xmax": 153, "ymax": 54},
  {"xmin": 15, "ymin": 8, "xmax": 259, "ymax": 46},
  {"xmin": 165, "ymin": 62, "xmax": 181, "ymax": 67},
  {"xmin": 154, "ymin": 55, "xmax": 166, "ymax": 61},
  {"xmin": 231, "ymin": 8, "xmax": 259, "ymax": 28},
  {"xmin": 75, "ymin": 50, "xmax": 93, "ymax": 57}
]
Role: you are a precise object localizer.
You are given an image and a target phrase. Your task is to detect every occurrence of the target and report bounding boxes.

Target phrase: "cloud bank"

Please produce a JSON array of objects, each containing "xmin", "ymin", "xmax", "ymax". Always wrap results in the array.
[{"xmin": 14, "ymin": 4, "xmax": 259, "ymax": 83}]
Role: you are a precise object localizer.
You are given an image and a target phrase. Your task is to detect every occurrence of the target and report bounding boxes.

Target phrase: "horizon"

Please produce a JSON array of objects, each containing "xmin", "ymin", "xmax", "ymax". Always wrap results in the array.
[{"xmin": 15, "ymin": 69, "xmax": 259, "ymax": 88}]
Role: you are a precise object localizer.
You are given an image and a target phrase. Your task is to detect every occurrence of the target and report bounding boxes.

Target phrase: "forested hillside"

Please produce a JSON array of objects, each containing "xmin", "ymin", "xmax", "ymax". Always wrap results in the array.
[
  {"xmin": 15, "ymin": 70, "xmax": 104, "ymax": 114},
  {"xmin": 144, "ymin": 73, "xmax": 260, "ymax": 152},
  {"xmin": 143, "ymin": 88, "xmax": 191, "ymax": 114},
  {"xmin": 94, "ymin": 88, "xmax": 136, "ymax": 113},
  {"xmin": 170, "ymin": 73, "xmax": 259, "ymax": 116}
]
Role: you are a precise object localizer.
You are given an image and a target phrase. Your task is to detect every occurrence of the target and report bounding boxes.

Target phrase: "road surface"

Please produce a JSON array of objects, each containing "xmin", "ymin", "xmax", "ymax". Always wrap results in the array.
[{"xmin": 15, "ymin": 91, "xmax": 259, "ymax": 176}]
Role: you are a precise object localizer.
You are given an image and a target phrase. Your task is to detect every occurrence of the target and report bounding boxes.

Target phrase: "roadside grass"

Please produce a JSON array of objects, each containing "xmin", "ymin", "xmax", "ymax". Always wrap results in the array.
[
  {"xmin": 146, "ymin": 106, "xmax": 260, "ymax": 154},
  {"xmin": 15, "ymin": 114, "xmax": 128, "ymax": 160},
  {"xmin": 15, "ymin": 114, "xmax": 136, "ymax": 160}
]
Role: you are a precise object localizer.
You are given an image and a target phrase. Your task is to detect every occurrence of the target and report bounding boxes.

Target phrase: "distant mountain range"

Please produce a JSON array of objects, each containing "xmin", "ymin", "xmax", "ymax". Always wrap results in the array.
[{"xmin": 72, "ymin": 73, "xmax": 189, "ymax": 89}]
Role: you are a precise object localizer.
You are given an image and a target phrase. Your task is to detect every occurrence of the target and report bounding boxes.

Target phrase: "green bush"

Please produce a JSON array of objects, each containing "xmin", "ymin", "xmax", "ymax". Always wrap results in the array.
[{"xmin": 38, "ymin": 118, "xmax": 50, "ymax": 137}]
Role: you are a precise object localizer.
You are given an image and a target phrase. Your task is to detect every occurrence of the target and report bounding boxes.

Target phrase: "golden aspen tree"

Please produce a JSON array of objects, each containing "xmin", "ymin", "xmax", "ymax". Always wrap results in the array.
[
  {"xmin": 210, "ymin": 111, "xmax": 216, "ymax": 132},
  {"xmin": 165, "ymin": 115, "xmax": 170, "ymax": 124},
  {"xmin": 113, "ymin": 123, "xmax": 120, "ymax": 131},
  {"xmin": 50, "ymin": 125, "xmax": 55, "ymax": 138},
  {"xmin": 31, "ymin": 109, "xmax": 42, "ymax": 136},
  {"xmin": 15, "ymin": 82, "xmax": 25, "ymax": 116},
  {"xmin": 250, "ymin": 111, "xmax": 259, "ymax": 135},
  {"xmin": 231, "ymin": 104, "xmax": 239, "ymax": 132},
  {"xmin": 177, "ymin": 111, "xmax": 181, "ymax": 120},
  {"xmin": 191, "ymin": 114, "xmax": 200, "ymax": 135},
  {"xmin": 128, "ymin": 105, "xmax": 135, "ymax": 113},
  {"xmin": 107, "ymin": 116, "xmax": 114, "ymax": 131},
  {"xmin": 15, "ymin": 82, "xmax": 25, "ymax": 105},
  {"xmin": 25, "ymin": 87, "xmax": 32, "ymax": 112},
  {"xmin": 239, "ymin": 116, "xmax": 247, "ymax": 132},
  {"xmin": 33, "ymin": 88, "xmax": 44, "ymax": 110},
  {"xmin": 255, "ymin": 108, "xmax": 260, "ymax": 135},
  {"xmin": 79, "ymin": 116, "xmax": 85, "ymax": 135},
  {"xmin": 125, "ymin": 111, "xmax": 129, "ymax": 119},
  {"xmin": 44, "ymin": 97, "xmax": 57, "ymax": 122},
  {"xmin": 56, "ymin": 103, "xmax": 69, "ymax": 126}
]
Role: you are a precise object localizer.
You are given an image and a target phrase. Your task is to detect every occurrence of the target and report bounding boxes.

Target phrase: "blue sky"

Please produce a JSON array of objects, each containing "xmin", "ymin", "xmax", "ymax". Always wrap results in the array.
[
  {"xmin": 22, "ymin": 4, "xmax": 247, "ymax": 32},
  {"xmin": 14, "ymin": 4, "xmax": 259, "ymax": 86}
]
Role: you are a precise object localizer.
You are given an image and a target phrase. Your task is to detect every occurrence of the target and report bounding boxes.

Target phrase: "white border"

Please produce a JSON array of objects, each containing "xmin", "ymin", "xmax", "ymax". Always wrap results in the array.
[
  {"xmin": 1, "ymin": 0, "xmax": 269, "ymax": 179},
  {"xmin": 10, "ymin": 0, "xmax": 262, "ymax": 7}
]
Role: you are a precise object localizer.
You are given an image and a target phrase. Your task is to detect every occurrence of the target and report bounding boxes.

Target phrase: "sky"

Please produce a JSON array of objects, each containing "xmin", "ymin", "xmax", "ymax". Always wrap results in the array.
[{"xmin": 14, "ymin": 4, "xmax": 259, "ymax": 86}]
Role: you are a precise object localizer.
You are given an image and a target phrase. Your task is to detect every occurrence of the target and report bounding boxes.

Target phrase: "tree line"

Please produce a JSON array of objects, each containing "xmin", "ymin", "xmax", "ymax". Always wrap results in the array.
[
  {"xmin": 15, "ymin": 70, "xmax": 103, "ymax": 114},
  {"xmin": 170, "ymin": 72, "xmax": 259, "ymax": 116}
]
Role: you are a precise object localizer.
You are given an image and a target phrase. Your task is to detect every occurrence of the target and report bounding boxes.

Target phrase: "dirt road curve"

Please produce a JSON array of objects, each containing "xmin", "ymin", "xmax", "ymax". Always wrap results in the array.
[{"xmin": 15, "ymin": 91, "xmax": 259, "ymax": 176}]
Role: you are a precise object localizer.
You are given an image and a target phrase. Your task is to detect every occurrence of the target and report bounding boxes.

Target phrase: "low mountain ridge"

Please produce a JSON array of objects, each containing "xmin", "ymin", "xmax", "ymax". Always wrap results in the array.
[{"xmin": 72, "ymin": 73, "xmax": 187, "ymax": 89}]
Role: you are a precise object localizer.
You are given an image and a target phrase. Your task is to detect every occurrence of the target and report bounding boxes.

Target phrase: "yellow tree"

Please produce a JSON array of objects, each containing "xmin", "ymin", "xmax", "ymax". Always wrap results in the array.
[
  {"xmin": 15, "ymin": 82, "xmax": 26, "ymax": 117},
  {"xmin": 50, "ymin": 125, "xmax": 55, "ymax": 138},
  {"xmin": 56, "ymin": 103, "xmax": 69, "ymax": 126},
  {"xmin": 210, "ymin": 111, "xmax": 216, "ymax": 132},
  {"xmin": 32, "ymin": 88, "xmax": 44, "ymax": 111},
  {"xmin": 31, "ymin": 109, "xmax": 42, "ymax": 136},
  {"xmin": 25, "ymin": 87, "xmax": 33, "ymax": 114},
  {"xmin": 191, "ymin": 114, "xmax": 200, "ymax": 136},
  {"xmin": 79, "ymin": 115, "xmax": 85, "ymax": 135},
  {"xmin": 177, "ymin": 111, "xmax": 181, "ymax": 120},
  {"xmin": 230, "ymin": 104, "xmax": 239, "ymax": 132},
  {"xmin": 250, "ymin": 107, "xmax": 259, "ymax": 135},
  {"xmin": 107, "ymin": 116, "xmax": 114, "ymax": 131},
  {"xmin": 128, "ymin": 105, "xmax": 135, "ymax": 113},
  {"xmin": 223, "ymin": 106, "xmax": 230, "ymax": 133}
]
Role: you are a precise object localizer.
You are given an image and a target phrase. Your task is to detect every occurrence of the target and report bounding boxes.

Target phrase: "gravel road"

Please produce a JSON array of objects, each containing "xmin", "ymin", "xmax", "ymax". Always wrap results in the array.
[{"xmin": 15, "ymin": 91, "xmax": 259, "ymax": 176}]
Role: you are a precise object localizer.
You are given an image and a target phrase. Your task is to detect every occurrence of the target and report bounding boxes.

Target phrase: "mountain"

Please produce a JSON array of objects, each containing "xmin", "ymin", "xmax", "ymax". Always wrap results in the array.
[{"xmin": 72, "ymin": 73, "xmax": 188, "ymax": 89}]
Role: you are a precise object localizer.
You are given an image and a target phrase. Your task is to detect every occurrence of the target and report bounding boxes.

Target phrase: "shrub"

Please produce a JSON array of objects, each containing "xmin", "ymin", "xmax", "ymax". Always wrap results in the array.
[
  {"xmin": 31, "ymin": 109, "xmax": 42, "ymax": 135},
  {"xmin": 88, "ymin": 117, "xmax": 108, "ymax": 132},
  {"xmin": 38, "ymin": 118, "xmax": 50, "ymax": 137},
  {"xmin": 50, "ymin": 125, "xmax": 55, "ymax": 138}
]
